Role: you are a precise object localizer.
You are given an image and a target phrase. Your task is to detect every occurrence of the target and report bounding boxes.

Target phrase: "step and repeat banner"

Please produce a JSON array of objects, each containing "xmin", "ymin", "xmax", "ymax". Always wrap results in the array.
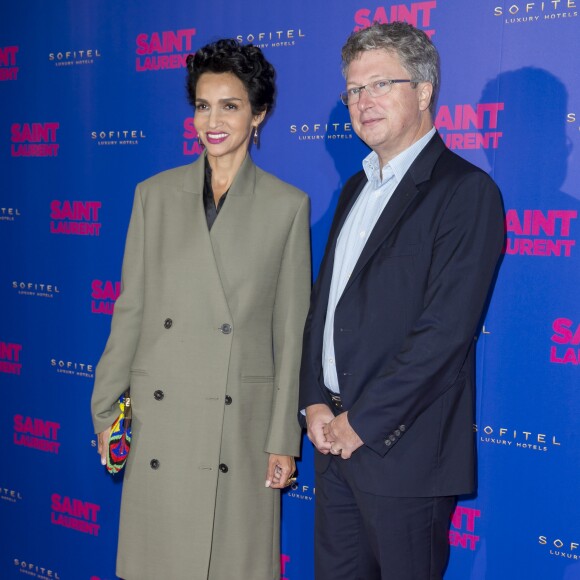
[{"xmin": 1, "ymin": 1, "xmax": 579, "ymax": 579}]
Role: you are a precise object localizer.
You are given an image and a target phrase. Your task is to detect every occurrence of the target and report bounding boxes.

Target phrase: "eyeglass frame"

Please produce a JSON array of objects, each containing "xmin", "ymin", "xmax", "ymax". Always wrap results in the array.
[{"xmin": 340, "ymin": 78, "xmax": 423, "ymax": 106}]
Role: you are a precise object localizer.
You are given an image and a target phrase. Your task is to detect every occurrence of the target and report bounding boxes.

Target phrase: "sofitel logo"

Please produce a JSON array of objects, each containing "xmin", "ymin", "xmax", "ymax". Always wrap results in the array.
[
  {"xmin": 51, "ymin": 493, "xmax": 101, "ymax": 536},
  {"xmin": 0, "ymin": 207, "xmax": 21, "ymax": 221},
  {"xmin": 48, "ymin": 48, "xmax": 102, "ymax": 67},
  {"xmin": 550, "ymin": 318, "xmax": 580, "ymax": 365},
  {"xmin": 91, "ymin": 279, "xmax": 120, "ymax": 315},
  {"xmin": 12, "ymin": 280, "xmax": 60, "ymax": 298},
  {"xmin": 434, "ymin": 103, "xmax": 504, "ymax": 150},
  {"xmin": 0, "ymin": 45, "xmax": 19, "ymax": 81},
  {"xmin": 235, "ymin": 28, "xmax": 306, "ymax": 49},
  {"xmin": 289, "ymin": 121, "xmax": 353, "ymax": 141},
  {"xmin": 51, "ymin": 358, "xmax": 95, "ymax": 378},
  {"xmin": 449, "ymin": 506, "xmax": 481, "ymax": 550},
  {"xmin": 136, "ymin": 28, "xmax": 196, "ymax": 71},
  {"xmin": 494, "ymin": 1, "xmax": 578, "ymax": 24},
  {"xmin": 183, "ymin": 117, "xmax": 203, "ymax": 157},
  {"xmin": 13, "ymin": 559, "xmax": 61, "ymax": 579},
  {"xmin": 91, "ymin": 129, "xmax": 146, "ymax": 146},
  {"xmin": 50, "ymin": 200, "xmax": 102, "ymax": 236},
  {"xmin": 11, "ymin": 122, "xmax": 59, "ymax": 157},
  {"xmin": 0, "ymin": 341, "xmax": 22, "ymax": 375},
  {"xmin": 286, "ymin": 480, "xmax": 315, "ymax": 501},
  {"xmin": 1, "ymin": 486, "xmax": 23, "ymax": 503},
  {"xmin": 539, "ymin": 534, "xmax": 580, "ymax": 560},
  {"xmin": 354, "ymin": 1, "xmax": 437, "ymax": 36},
  {"xmin": 14, "ymin": 414, "xmax": 61, "ymax": 454},
  {"xmin": 504, "ymin": 209, "xmax": 577, "ymax": 257},
  {"xmin": 475, "ymin": 423, "xmax": 561, "ymax": 453}
]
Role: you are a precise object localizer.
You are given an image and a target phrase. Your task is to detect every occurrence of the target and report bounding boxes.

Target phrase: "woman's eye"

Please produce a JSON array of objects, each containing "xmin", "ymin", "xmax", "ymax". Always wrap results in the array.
[
  {"xmin": 195, "ymin": 103, "xmax": 208, "ymax": 111},
  {"xmin": 224, "ymin": 103, "xmax": 238, "ymax": 110}
]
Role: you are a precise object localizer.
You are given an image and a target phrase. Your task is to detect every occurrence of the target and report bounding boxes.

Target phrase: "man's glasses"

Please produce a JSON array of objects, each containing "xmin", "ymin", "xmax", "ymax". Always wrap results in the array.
[{"xmin": 340, "ymin": 79, "xmax": 421, "ymax": 106}]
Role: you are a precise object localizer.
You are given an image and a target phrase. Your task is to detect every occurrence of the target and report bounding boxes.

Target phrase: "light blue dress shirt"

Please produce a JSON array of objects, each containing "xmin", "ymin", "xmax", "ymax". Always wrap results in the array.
[{"xmin": 322, "ymin": 127, "xmax": 436, "ymax": 394}]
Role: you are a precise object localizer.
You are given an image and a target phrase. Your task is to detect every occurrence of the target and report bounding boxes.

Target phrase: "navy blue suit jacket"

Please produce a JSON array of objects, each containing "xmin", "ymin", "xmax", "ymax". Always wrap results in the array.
[{"xmin": 299, "ymin": 133, "xmax": 505, "ymax": 497}]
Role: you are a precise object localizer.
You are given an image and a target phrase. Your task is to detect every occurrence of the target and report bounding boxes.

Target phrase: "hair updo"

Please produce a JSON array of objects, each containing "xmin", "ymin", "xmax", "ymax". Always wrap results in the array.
[{"xmin": 186, "ymin": 39, "xmax": 276, "ymax": 116}]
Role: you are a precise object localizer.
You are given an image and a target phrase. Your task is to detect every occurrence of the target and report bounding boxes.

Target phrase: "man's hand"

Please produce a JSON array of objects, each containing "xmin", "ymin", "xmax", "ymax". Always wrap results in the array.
[
  {"xmin": 323, "ymin": 412, "xmax": 363, "ymax": 459},
  {"xmin": 305, "ymin": 403, "xmax": 335, "ymax": 454}
]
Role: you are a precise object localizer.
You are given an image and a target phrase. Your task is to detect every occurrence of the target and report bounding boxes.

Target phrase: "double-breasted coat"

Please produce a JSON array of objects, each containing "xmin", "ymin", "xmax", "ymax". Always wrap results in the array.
[{"xmin": 91, "ymin": 153, "xmax": 311, "ymax": 580}]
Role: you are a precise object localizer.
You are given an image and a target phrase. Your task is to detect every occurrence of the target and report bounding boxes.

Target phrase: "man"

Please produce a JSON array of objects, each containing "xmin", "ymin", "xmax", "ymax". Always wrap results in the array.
[{"xmin": 299, "ymin": 22, "xmax": 504, "ymax": 580}]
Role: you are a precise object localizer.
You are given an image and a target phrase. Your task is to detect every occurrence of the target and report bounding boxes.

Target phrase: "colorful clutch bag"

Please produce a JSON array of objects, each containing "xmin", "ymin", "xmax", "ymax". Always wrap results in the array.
[{"xmin": 106, "ymin": 391, "xmax": 132, "ymax": 474}]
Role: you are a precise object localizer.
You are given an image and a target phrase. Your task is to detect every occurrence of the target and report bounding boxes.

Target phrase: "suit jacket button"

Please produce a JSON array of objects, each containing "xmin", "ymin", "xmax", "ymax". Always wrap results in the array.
[
  {"xmin": 389, "ymin": 434, "xmax": 396, "ymax": 442},
  {"xmin": 154, "ymin": 390, "xmax": 164, "ymax": 401},
  {"xmin": 219, "ymin": 323, "xmax": 232, "ymax": 334},
  {"xmin": 395, "ymin": 429, "xmax": 401, "ymax": 437},
  {"xmin": 164, "ymin": 318, "xmax": 173, "ymax": 329},
  {"xmin": 384, "ymin": 440, "xmax": 392, "ymax": 447},
  {"xmin": 150, "ymin": 459, "xmax": 160, "ymax": 469},
  {"xmin": 399, "ymin": 425, "xmax": 406, "ymax": 432},
  {"xmin": 219, "ymin": 463, "xmax": 229, "ymax": 473},
  {"xmin": 225, "ymin": 395, "xmax": 232, "ymax": 405}
]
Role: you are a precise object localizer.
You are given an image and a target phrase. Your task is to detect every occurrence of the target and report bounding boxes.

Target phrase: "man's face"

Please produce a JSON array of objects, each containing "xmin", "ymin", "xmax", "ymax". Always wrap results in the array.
[{"xmin": 346, "ymin": 49, "xmax": 432, "ymax": 165}]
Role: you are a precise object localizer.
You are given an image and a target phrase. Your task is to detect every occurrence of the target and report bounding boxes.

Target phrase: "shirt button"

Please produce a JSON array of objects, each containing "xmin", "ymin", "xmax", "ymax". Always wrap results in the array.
[
  {"xmin": 219, "ymin": 323, "xmax": 232, "ymax": 334},
  {"xmin": 219, "ymin": 463, "xmax": 229, "ymax": 473},
  {"xmin": 328, "ymin": 358, "xmax": 334, "ymax": 365},
  {"xmin": 225, "ymin": 395, "xmax": 232, "ymax": 405},
  {"xmin": 164, "ymin": 318, "xmax": 173, "ymax": 329},
  {"xmin": 154, "ymin": 390, "xmax": 164, "ymax": 401},
  {"xmin": 359, "ymin": 230, "xmax": 366, "ymax": 238},
  {"xmin": 150, "ymin": 459, "xmax": 160, "ymax": 469}
]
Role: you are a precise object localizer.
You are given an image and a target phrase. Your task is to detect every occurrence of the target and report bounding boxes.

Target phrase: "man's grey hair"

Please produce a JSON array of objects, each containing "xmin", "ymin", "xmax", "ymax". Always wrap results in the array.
[{"xmin": 341, "ymin": 22, "xmax": 440, "ymax": 110}]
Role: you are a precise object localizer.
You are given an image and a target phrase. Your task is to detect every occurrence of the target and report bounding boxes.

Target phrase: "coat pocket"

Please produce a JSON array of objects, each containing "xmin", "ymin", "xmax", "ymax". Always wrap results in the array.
[{"xmin": 241, "ymin": 375, "xmax": 274, "ymax": 384}]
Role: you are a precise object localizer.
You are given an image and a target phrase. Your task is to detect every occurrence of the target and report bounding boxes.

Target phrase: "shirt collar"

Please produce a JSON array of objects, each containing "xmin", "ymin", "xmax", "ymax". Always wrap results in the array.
[{"xmin": 362, "ymin": 126, "xmax": 436, "ymax": 187}]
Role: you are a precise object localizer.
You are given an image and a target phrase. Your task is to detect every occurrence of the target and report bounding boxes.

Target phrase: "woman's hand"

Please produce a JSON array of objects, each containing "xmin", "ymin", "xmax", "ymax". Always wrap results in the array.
[
  {"xmin": 265, "ymin": 454, "xmax": 296, "ymax": 489},
  {"xmin": 97, "ymin": 426, "xmax": 112, "ymax": 467}
]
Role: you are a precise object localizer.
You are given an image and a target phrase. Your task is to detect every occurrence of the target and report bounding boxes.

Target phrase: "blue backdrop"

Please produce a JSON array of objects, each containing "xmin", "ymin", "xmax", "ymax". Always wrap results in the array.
[{"xmin": 1, "ymin": 1, "xmax": 579, "ymax": 579}]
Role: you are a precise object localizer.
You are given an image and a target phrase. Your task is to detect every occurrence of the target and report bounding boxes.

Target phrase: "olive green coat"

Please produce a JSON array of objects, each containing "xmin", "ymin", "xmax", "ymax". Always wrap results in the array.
[{"xmin": 91, "ymin": 154, "xmax": 311, "ymax": 579}]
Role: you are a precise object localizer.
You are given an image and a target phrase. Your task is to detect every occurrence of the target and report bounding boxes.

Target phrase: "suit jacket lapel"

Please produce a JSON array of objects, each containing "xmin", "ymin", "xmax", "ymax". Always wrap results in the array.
[{"xmin": 341, "ymin": 133, "xmax": 447, "ymax": 296}]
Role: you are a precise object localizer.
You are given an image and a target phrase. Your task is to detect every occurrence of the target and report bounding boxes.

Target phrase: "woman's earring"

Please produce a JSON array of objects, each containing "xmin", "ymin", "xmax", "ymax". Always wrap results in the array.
[
  {"xmin": 253, "ymin": 126, "xmax": 259, "ymax": 146},
  {"xmin": 197, "ymin": 135, "xmax": 203, "ymax": 147}
]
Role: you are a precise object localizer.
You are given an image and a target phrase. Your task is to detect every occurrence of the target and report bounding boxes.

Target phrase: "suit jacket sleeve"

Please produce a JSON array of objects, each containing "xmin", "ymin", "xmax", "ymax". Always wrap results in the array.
[
  {"xmin": 265, "ymin": 194, "xmax": 312, "ymax": 456},
  {"xmin": 348, "ymin": 172, "xmax": 504, "ymax": 456},
  {"xmin": 91, "ymin": 185, "xmax": 145, "ymax": 434}
]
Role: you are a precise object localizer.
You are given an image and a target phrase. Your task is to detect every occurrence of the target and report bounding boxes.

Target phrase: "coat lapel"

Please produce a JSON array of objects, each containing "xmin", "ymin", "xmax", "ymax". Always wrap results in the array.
[{"xmin": 182, "ymin": 154, "xmax": 232, "ymax": 318}]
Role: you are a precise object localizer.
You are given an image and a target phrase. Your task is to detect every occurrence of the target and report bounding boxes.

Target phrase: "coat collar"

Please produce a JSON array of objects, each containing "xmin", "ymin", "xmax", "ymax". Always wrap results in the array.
[{"xmin": 182, "ymin": 152, "xmax": 257, "ymax": 197}]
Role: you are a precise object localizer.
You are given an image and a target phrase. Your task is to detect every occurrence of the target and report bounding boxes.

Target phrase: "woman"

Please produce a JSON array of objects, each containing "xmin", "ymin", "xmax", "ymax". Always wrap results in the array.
[{"xmin": 91, "ymin": 39, "xmax": 311, "ymax": 580}]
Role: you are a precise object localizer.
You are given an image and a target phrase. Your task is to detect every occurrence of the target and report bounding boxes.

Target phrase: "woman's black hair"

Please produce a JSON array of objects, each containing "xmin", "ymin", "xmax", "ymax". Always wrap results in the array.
[{"xmin": 186, "ymin": 39, "xmax": 275, "ymax": 116}]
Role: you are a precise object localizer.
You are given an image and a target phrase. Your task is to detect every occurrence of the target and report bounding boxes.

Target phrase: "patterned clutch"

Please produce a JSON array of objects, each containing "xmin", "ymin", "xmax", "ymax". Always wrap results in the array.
[{"xmin": 106, "ymin": 391, "xmax": 132, "ymax": 474}]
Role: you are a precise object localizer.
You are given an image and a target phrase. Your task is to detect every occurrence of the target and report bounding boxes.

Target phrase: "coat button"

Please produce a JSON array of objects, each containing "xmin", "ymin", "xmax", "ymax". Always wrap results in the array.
[
  {"xmin": 154, "ymin": 390, "xmax": 164, "ymax": 400},
  {"xmin": 384, "ymin": 440, "xmax": 392, "ymax": 447},
  {"xmin": 219, "ymin": 463, "xmax": 229, "ymax": 473},
  {"xmin": 389, "ymin": 434, "xmax": 396, "ymax": 442},
  {"xmin": 164, "ymin": 318, "xmax": 173, "ymax": 329},
  {"xmin": 219, "ymin": 323, "xmax": 232, "ymax": 334},
  {"xmin": 150, "ymin": 459, "xmax": 160, "ymax": 469},
  {"xmin": 394, "ymin": 429, "xmax": 401, "ymax": 437},
  {"xmin": 225, "ymin": 395, "xmax": 232, "ymax": 405},
  {"xmin": 399, "ymin": 425, "xmax": 406, "ymax": 432}
]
